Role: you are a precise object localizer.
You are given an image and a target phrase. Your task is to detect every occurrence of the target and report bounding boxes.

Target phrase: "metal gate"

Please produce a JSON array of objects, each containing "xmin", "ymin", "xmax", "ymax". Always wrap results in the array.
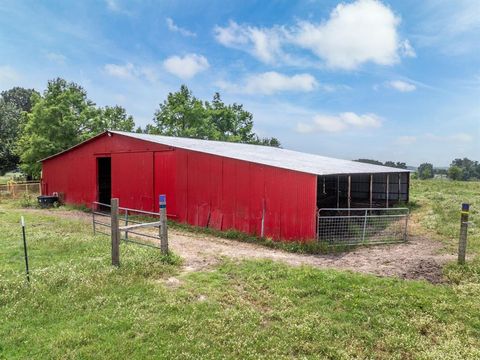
[
  {"xmin": 317, "ymin": 207, "xmax": 409, "ymax": 246},
  {"xmin": 92, "ymin": 201, "xmax": 164, "ymax": 249}
]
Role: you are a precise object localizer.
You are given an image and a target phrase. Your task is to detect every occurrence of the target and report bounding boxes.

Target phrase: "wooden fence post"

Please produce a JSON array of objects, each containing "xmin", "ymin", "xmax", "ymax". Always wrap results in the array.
[
  {"xmin": 159, "ymin": 195, "xmax": 168, "ymax": 254},
  {"xmin": 458, "ymin": 203, "xmax": 470, "ymax": 265},
  {"xmin": 111, "ymin": 198, "xmax": 120, "ymax": 267}
]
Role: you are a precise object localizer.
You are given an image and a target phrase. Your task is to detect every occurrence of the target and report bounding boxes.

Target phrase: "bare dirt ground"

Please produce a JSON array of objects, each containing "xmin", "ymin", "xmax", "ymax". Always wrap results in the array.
[{"xmin": 25, "ymin": 207, "xmax": 456, "ymax": 283}]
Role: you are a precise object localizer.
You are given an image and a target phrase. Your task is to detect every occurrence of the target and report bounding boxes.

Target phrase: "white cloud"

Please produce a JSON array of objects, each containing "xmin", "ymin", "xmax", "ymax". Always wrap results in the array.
[
  {"xmin": 104, "ymin": 63, "xmax": 159, "ymax": 83},
  {"xmin": 104, "ymin": 63, "xmax": 135, "ymax": 79},
  {"xmin": 218, "ymin": 71, "xmax": 317, "ymax": 95},
  {"xmin": 214, "ymin": 0, "xmax": 413, "ymax": 70},
  {"xmin": 105, "ymin": 0, "xmax": 120, "ymax": 11},
  {"xmin": 296, "ymin": 112, "xmax": 382, "ymax": 133},
  {"xmin": 388, "ymin": 80, "xmax": 416, "ymax": 92},
  {"xmin": 166, "ymin": 18, "xmax": 196, "ymax": 37},
  {"xmin": 214, "ymin": 21, "xmax": 285, "ymax": 64},
  {"xmin": 400, "ymin": 39, "xmax": 416, "ymax": 58},
  {"xmin": 293, "ymin": 0, "xmax": 403, "ymax": 69},
  {"xmin": 45, "ymin": 52, "xmax": 66, "ymax": 64},
  {"xmin": 396, "ymin": 135, "xmax": 417, "ymax": 145},
  {"xmin": 0, "ymin": 65, "xmax": 19, "ymax": 86},
  {"xmin": 163, "ymin": 54, "xmax": 209, "ymax": 79}
]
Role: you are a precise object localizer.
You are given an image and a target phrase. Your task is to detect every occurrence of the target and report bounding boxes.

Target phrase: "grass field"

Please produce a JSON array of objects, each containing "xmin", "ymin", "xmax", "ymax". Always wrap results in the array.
[{"xmin": 1, "ymin": 179, "xmax": 480, "ymax": 359}]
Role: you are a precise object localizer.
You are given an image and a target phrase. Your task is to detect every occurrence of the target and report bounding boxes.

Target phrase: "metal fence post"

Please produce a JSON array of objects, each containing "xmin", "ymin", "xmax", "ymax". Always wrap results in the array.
[
  {"xmin": 92, "ymin": 205, "xmax": 96, "ymax": 235},
  {"xmin": 404, "ymin": 208, "xmax": 409, "ymax": 242},
  {"xmin": 458, "ymin": 203, "xmax": 470, "ymax": 265},
  {"xmin": 159, "ymin": 195, "xmax": 168, "ymax": 254},
  {"xmin": 362, "ymin": 209, "xmax": 368, "ymax": 243},
  {"xmin": 124, "ymin": 210, "xmax": 129, "ymax": 241},
  {"xmin": 111, "ymin": 198, "xmax": 120, "ymax": 267}
]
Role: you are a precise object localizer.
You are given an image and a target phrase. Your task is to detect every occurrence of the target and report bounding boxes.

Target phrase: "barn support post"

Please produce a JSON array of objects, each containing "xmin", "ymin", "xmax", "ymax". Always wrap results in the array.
[
  {"xmin": 347, "ymin": 175, "xmax": 351, "ymax": 214},
  {"xmin": 398, "ymin": 173, "xmax": 401, "ymax": 203},
  {"xmin": 336, "ymin": 176, "xmax": 340, "ymax": 208},
  {"xmin": 159, "ymin": 195, "xmax": 168, "ymax": 254},
  {"xmin": 458, "ymin": 203, "xmax": 470, "ymax": 265},
  {"xmin": 111, "ymin": 198, "xmax": 120, "ymax": 267},
  {"xmin": 369, "ymin": 174, "xmax": 373, "ymax": 208},
  {"xmin": 386, "ymin": 174, "xmax": 390, "ymax": 208}
]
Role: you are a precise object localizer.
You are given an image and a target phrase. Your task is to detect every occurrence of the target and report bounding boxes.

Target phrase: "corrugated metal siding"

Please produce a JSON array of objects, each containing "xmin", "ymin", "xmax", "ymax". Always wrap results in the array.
[{"xmin": 111, "ymin": 152, "xmax": 154, "ymax": 211}]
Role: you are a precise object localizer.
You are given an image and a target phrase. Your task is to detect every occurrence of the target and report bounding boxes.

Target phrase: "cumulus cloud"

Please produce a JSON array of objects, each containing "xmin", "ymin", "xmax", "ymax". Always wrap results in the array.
[
  {"xmin": 214, "ymin": 0, "xmax": 413, "ymax": 70},
  {"xmin": 163, "ymin": 54, "xmax": 209, "ymax": 79},
  {"xmin": 388, "ymin": 80, "xmax": 416, "ymax": 92},
  {"xmin": 217, "ymin": 71, "xmax": 317, "ymax": 95},
  {"xmin": 214, "ymin": 21, "xmax": 285, "ymax": 64},
  {"xmin": 166, "ymin": 18, "xmax": 196, "ymax": 37},
  {"xmin": 296, "ymin": 112, "xmax": 382, "ymax": 133},
  {"xmin": 292, "ymin": 0, "xmax": 402, "ymax": 69}
]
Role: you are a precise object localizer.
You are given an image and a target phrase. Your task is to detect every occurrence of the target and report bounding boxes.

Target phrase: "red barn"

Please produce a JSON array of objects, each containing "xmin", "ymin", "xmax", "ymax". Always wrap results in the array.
[{"xmin": 41, "ymin": 131, "xmax": 409, "ymax": 241}]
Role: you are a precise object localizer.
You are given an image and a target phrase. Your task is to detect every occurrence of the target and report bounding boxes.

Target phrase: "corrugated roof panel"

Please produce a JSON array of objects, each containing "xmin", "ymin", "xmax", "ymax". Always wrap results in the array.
[{"xmin": 111, "ymin": 131, "xmax": 409, "ymax": 176}]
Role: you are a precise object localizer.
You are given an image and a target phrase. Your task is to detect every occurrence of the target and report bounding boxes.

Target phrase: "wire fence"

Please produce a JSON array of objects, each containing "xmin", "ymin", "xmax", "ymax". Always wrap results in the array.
[
  {"xmin": 92, "ymin": 202, "xmax": 164, "ymax": 249},
  {"xmin": 0, "ymin": 182, "xmax": 41, "ymax": 199},
  {"xmin": 317, "ymin": 207, "xmax": 409, "ymax": 246}
]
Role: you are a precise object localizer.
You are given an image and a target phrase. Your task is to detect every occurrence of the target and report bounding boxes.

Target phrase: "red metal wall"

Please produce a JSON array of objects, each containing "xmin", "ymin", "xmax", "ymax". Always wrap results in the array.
[{"xmin": 42, "ymin": 133, "xmax": 317, "ymax": 240}]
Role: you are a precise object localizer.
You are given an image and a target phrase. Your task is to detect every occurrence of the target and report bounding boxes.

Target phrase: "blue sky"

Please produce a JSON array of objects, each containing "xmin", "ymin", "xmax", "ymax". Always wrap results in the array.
[{"xmin": 0, "ymin": 0, "xmax": 479, "ymax": 166}]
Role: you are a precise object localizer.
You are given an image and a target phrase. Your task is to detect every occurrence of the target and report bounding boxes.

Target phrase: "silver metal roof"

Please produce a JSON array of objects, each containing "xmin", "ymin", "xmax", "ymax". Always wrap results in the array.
[{"xmin": 111, "ymin": 131, "xmax": 409, "ymax": 176}]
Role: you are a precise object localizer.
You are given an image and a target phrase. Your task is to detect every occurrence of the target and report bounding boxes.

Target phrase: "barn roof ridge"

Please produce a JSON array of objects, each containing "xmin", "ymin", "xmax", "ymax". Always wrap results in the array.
[{"xmin": 109, "ymin": 131, "xmax": 409, "ymax": 176}]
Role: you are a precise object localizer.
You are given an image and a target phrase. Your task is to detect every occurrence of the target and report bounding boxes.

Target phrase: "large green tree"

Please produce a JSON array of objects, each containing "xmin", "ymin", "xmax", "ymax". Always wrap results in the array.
[
  {"xmin": 417, "ymin": 163, "xmax": 434, "ymax": 180},
  {"xmin": 448, "ymin": 158, "xmax": 479, "ymax": 181},
  {"xmin": 150, "ymin": 85, "xmax": 280, "ymax": 147},
  {"xmin": 1, "ymin": 87, "xmax": 39, "ymax": 113},
  {"xmin": 17, "ymin": 78, "xmax": 135, "ymax": 178},
  {"xmin": 0, "ymin": 100, "xmax": 23, "ymax": 175}
]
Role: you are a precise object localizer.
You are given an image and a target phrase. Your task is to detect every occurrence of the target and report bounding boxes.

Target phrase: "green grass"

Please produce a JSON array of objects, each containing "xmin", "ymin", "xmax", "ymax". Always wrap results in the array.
[
  {"xmin": 2, "ymin": 184, "xmax": 480, "ymax": 359},
  {"xmin": 410, "ymin": 179, "xmax": 480, "ymax": 283}
]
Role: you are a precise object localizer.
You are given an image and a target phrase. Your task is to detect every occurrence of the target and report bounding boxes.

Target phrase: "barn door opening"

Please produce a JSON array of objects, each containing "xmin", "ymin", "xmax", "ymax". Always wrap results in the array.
[{"xmin": 97, "ymin": 157, "xmax": 111, "ymax": 206}]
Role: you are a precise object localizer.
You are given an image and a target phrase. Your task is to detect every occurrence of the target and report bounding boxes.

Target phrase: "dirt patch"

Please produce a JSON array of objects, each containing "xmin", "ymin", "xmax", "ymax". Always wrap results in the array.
[{"xmin": 22, "ymin": 207, "xmax": 456, "ymax": 283}]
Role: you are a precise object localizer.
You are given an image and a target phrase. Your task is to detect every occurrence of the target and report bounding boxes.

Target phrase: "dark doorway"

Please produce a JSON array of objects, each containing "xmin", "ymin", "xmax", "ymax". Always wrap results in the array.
[{"xmin": 97, "ymin": 157, "xmax": 111, "ymax": 205}]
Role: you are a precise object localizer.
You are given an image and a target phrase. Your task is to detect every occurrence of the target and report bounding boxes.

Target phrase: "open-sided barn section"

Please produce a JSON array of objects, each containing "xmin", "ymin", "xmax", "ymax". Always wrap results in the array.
[{"xmin": 41, "ymin": 131, "xmax": 409, "ymax": 241}]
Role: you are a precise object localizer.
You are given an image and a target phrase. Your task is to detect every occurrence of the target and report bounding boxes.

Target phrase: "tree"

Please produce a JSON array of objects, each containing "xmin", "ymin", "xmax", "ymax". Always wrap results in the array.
[
  {"xmin": 0, "ymin": 100, "xmax": 23, "ymax": 174},
  {"xmin": 150, "ymin": 85, "xmax": 280, "ymax": 147},
  {"xmin": 94, "ymin": 106, "xmax": 135, "ymax": 133},
  {"xmin": 1, "ymin": 87, "xmax": 39, "ymax": 113},
  {"xmin": 417, "ymin": 163, "xmax": 434, "ymax": 179},
  {"xmin": 151, "ymin": 85, "xmax": 216, "ymax": 139},
  {"xmin": 16, "ymin": 78, "xmax": 136, "ymax": 178},
  {"xmin": 448, "ymin": 165, "xmax": 463, "ymax": 180},
  {"xmin": 449, "ymin": 158, "xmax": 479, "ymax": 181}
]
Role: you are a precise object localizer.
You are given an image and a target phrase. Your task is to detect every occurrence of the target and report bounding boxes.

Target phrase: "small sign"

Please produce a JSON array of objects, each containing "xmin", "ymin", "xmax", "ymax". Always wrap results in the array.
[
  {"xmin": 159, "ymin": 194, "xmax": 167, "ymax": 209},
  {"xmin": 461, "ymin": 203, "xmax": 470, "ymax": 214}
]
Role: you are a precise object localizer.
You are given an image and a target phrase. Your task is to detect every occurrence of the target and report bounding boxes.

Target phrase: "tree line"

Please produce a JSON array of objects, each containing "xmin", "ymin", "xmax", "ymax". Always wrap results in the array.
[
  {"xmin": 417, "ymin": 160, "xmax": 480, "ymax": 181},
  {"xmin": 0, "ymin": 79, "xmax": 280, "ymax": 178}
]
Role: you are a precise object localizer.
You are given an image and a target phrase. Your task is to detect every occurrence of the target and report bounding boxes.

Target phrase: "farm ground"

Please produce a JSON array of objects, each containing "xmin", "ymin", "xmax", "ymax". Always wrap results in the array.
[
  {"xmin": 11, "ymin": 205, "xmax": 456, "ymax": 283},
  {"xmin": 1, "ymin": 179, "xmax": 480, "ymax": 359}
]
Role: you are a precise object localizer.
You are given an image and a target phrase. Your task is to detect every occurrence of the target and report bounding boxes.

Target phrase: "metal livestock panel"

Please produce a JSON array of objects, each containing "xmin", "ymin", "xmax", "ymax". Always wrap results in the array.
[{"xmin": 317, "ymin": 207, "xmax": 409, "ymax": 245}]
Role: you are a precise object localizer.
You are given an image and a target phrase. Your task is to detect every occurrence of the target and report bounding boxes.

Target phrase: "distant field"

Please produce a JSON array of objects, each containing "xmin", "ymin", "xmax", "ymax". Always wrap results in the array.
[{"xmin": 1, "ymin": 179, "xmax": 479, "ymax": 359}]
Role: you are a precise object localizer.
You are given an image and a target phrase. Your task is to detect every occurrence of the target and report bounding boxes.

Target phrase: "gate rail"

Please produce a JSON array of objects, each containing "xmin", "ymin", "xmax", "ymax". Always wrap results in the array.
[
  {"xmin": 317, "ymin": 207, "xmax": 409, "ymax": 246},
  {"xmin": 92, "ymin": 201, "xmax": 164, "ymax": 249}
]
